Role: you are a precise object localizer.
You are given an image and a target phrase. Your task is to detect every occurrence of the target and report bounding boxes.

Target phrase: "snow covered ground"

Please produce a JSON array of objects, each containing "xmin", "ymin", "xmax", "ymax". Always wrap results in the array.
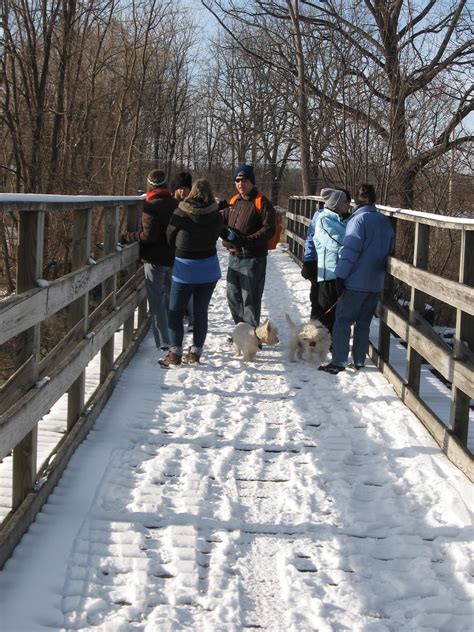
[{"xmin": 0, "ymin": 245, "xmax": 472, "ymax": 631}]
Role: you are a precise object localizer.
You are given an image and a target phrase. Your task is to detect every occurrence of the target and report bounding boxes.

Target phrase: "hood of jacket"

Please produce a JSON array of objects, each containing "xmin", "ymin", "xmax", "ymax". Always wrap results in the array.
[
  {"xmin": 179, "ymin": 198, "xmax": 219, "ymax": 217},
  {"xmin": 146, "ymin": 188, "xmax": 172, "ymax": 202}
]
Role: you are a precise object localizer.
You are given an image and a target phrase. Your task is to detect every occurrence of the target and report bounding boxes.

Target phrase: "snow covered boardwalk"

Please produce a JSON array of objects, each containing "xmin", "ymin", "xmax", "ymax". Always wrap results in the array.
[{"xmin": 0, "ymin": 247, "xmax": 472, "ymax": 631}]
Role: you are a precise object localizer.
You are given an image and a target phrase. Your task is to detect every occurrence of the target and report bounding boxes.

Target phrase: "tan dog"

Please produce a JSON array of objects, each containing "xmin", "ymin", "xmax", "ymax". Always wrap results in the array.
[
  {"xmin": 232, "ymin": 319, "xmax": 279, "ymax": 361},
  {"xmin": 285, "ymin": 313, "xmax": 331, "ymax": 364}
]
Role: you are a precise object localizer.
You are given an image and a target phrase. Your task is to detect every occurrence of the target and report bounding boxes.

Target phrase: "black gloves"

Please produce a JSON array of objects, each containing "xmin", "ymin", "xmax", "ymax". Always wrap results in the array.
[
  {"xmin": 218, "ymin": 198, "xmax": 228, "ymax": 211},
  {"xmin": 119, "ymin": 234, "xmax": 128, "ymax": 245},
  {"xmin": 301, "ymin": 260, "xmax": 317, "ymax": 280},
  {"xmin": 335, "ymin": 277, "xmax": 345, "ymax": 297}
]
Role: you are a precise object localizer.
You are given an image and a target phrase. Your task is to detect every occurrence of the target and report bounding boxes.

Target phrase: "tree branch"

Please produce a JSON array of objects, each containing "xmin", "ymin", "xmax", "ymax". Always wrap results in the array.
[{"xmin": 398, "ymin": 0, "xmax": 438, "ymax": 39}]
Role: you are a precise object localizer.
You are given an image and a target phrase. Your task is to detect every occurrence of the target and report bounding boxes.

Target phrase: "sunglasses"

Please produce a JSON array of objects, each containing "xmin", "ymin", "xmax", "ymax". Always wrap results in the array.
[{"xmin": 235, "ymin": 177, "xmax": 248, "ymax": 183}]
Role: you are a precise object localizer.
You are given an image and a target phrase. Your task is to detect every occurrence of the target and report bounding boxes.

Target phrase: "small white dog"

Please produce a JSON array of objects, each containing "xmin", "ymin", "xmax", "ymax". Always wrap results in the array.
[
  {"xmin": 285, "ymin": 313, "xmax": 331, "ymax": 364},
  {"xmin": 232, "ymin": 319, "xmax": 279, "ymax": 361}
]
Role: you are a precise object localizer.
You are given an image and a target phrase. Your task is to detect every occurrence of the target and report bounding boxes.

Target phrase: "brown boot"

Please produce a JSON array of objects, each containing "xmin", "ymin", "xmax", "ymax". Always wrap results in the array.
[
  {"xmin": 158, "ymin": 350, "xmax": 182, "ymax": 368},
  {"xmin": 182, "ymin": 347, "xmax": 201, "ymax": 364}
]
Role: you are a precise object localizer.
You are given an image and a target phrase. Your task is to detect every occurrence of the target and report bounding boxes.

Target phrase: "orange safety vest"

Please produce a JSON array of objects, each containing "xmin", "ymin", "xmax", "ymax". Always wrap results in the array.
[{"xmin": 229, "ymin": 193, "xmax": 282, "ymax": 250}]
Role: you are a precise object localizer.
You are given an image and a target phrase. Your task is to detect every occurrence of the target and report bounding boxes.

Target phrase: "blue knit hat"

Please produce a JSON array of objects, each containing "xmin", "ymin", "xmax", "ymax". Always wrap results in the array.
[{"xmin": 233, "ymin": 164, "xmax": 255, "ymax": 185}]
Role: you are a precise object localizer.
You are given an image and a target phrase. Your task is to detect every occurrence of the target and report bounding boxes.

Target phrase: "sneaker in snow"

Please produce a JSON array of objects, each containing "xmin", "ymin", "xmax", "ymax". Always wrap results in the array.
[
  {"xmin": 182, "ymin": 347, "xmax": 201, "ymax": 364},
  {"xmin": 159, "ymin": 351, "xmax": 182, "ymax": 368}
]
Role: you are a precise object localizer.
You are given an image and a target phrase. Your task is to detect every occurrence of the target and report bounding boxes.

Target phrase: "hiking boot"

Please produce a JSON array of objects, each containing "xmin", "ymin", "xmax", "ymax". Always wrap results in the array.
[
  {"xmin": 159, "ymin": 350, "xmax": 182, "ymax": 368},
  {"xmin": 318, "ymin": 363, "xmax": 345, "ymax": 375},
  {"xmin": 182, "ymin": 347, "xmax": 201, "ymax": 364},
  {"xmin": 347, "ymin": 362, "xmax": 364, "ymax": 371}
]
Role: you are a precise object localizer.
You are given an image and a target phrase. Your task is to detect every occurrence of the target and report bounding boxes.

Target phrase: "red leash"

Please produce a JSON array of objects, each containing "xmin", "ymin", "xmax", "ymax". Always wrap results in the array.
[{"xmin": 321, "ymin": 295, "xmax": 343, "ymax": 317}]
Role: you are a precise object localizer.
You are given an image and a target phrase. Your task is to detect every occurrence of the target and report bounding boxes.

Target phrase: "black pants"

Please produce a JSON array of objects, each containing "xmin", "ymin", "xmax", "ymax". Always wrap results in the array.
[
  {"xmin": 317, "ymin": 280, "xmax": 339, "ymax": 333},
  {"xmin": 310, "ymin": 282, "xmax": 320, "ymax": 320}
]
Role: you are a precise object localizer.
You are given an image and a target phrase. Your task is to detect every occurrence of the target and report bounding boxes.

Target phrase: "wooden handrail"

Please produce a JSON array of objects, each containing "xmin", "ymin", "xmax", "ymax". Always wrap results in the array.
[
  {"xmin": 288, "ymin": 196, "xmax": 474, "ymax": 231},
  {"xmin": 0, "ymin": 193, "xmax": 147, "ymax": 568}
]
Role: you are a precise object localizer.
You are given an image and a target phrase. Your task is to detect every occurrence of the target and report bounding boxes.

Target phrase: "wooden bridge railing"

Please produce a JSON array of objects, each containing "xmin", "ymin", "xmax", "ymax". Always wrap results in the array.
[
  {"xmin": 286, "ymin": 196, "xmax": 474, "ymax": 481},
  {"xmin": 0, "ymin": 194, "xmax": 148, "ymax": 567}
]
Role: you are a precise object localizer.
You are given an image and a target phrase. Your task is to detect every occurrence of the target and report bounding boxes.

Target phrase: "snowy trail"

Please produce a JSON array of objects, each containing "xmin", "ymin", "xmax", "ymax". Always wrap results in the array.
[{"xmin": 0, "ymin": 246, "xmax": 472, "ymax": 631}]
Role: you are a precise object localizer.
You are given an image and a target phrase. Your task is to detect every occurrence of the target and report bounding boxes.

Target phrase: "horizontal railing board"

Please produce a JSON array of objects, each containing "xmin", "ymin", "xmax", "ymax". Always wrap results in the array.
[
  {"xmin": 387, "ymin": 258, "xmax": 474, "ymax": 316},
  {"xmin": 1, "ymin": 316, "xmax": 85, "ymax": 415},
  {"xmin": 0, "ymin": 194, "xmax": 143, "ymax": 212},
  {"xmin": 289, "ymin": 196, "xmax": 474, "ymax": 231},
  {"xmin": 0, "ymin": 316, "xmax": 150, "ymax": 570},
  {"xmin": 379, "ymin": 302, "xmax": 474, "ymax": 399},
  {"xmin": 0, "ymin": 244, "xmax": 139, "ymax": 344},
  {"xmin": 285, "ymin": 211, "xmax": 311, "ymax": 227},
  {"xmin": 0, "ymin": 282, "xmax": 146, "ymax": 460},
  {"xmin": 285, "ymin": 229, "xmax": 306, "ymax": 247},
  {"xmin": 88, "ymin": 267, "xmax": 144, "ymax": 332},
  {"xmin": 377, "ymin": 208, "xmax": 474, "ymax": 231},
  {"xmin": 369, "ymin": 346, "xmax": 473, "ymax": 481},
  {"xmin": 0, "ymin": 356, "xmax": 35, "ymax": 416},
  {"xmin": 38, "ymin": 317, "xmax": 87, "ymax": 382}
]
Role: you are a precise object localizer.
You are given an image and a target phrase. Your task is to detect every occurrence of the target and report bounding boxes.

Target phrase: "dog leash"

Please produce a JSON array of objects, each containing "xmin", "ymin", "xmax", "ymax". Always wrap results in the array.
[{"xmin": 320, "ymin": 295, "xmax": 343, "ymax": 317}]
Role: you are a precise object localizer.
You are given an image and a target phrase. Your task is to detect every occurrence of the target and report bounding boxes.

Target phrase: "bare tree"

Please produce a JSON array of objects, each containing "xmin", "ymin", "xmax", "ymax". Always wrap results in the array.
[
  {"xmin": 201, "ymin": 0, "xmax": 473, "ymax": 207},
  {"xmin": 201, "ymin": 0, "xmax": 331, "ymax": 194},
  {"xmin": 303, "ymin": 0, "xmax": 474, "ymax": 206},
  {"xmin": 2, "ymin": 0, "xmax": 62, "ymax": 192}
]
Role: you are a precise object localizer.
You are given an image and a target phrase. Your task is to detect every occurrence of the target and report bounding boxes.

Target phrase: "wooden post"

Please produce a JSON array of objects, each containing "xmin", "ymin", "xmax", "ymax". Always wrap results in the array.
[
  {"xmin": 12, "ymin": 211, "xmax": 44, "ymax": 509},
  {"xmin": 450, "ymin": 229, "xmax": 474, "ymax": 444},
  {"xmin": 122, "ymin": 203, "xmax": 140, "ymax": 350},
  {"xmin": 100, "ymin": 206, "xmax": 119, "ymax": 382},
  {"xmin": 296, "ymin": 198, "xmax": 302, "ymax": 261},
  {"xmin": 288, "ymin": 197, "xmax": 295, "ymax": 257},
  {"xmin": 67, "ymin": 208, "xmax": 92, "ymax": 430},
  {"xmin": 406, "ymin": 222, "xmax": 429, "ymax": 393},
  {"xmin": 378, "ymin": 216, "xmax": 397, "ymax": 362}
]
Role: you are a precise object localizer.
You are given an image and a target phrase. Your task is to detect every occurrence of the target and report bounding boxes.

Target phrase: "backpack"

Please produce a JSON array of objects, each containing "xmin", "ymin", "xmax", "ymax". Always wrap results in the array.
[{"xmin": 229, "ymin": 193, "xmax": 282, "ymax": 250}]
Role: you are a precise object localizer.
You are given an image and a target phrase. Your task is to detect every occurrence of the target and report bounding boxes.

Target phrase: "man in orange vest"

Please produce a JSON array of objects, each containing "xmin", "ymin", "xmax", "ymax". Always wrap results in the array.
[{"xmin": 221, "ymin": 164, "xmax": 276, "ymax": 329}]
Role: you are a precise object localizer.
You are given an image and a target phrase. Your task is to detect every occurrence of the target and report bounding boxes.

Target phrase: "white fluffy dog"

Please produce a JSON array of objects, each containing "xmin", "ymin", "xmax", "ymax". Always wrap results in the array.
[
  {"xmin": 285, "ymin": 314, "xmax": 331, "ymax": 364},
  {"xmin": 232, "ymin": 319, "xmax": 279, "ymax": 361}
]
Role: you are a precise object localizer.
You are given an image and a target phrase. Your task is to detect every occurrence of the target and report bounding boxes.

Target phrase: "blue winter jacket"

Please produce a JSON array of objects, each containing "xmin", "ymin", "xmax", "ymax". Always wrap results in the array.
[
  {"xmin": 303, "ymin": 210, "xmax": 321, "ymax": 262},
  {"xmin": 314, "ymin": 209, "xmax": 349, "ymax": 281},
  {"xmin": 335, "ymin": 205, "xmax": 394, "ymax": 292}
]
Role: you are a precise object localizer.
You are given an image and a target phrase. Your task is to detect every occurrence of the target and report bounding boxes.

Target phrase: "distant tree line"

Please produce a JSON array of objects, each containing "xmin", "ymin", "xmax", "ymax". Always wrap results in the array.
[{"xmin": 1, "ymin": 0, "xmax": 472, "ymax": 207}]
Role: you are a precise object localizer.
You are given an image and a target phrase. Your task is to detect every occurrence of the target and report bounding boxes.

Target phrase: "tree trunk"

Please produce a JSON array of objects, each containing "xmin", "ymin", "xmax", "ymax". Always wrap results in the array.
[{"xmin": 287, "ymin": 0, "xmax": 312, "ymax": 195}]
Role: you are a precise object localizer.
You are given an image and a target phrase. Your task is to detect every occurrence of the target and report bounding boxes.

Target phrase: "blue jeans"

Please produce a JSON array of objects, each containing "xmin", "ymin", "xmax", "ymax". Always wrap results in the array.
[
  {"xmin": 144, "ymin": 263, "xmax": 172, "ymax": 348},
  {"xmin": 186, "ymin": 297, "xmax": 194, "ymax": 326},
  {"xmin": 168, "ymin": 281, "xmax": 217, "ymax": 350},
  {"xmin": 331, "ymin": 289, "xmax": 379, "ymax": 366},
  {"xmin": 226, "ymin": 255, "xmax": 267, "ymax": 327}
]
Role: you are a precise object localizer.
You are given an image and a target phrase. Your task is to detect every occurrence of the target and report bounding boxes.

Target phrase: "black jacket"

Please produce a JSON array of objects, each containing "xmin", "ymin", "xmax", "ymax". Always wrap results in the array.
[
  {"xmin": 167, "ymin": 198, "xmax": 223, "ymax": 259},
  {"xmin": 121, "ymin": 189, "xmax": 178, "ymax": 265}
]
